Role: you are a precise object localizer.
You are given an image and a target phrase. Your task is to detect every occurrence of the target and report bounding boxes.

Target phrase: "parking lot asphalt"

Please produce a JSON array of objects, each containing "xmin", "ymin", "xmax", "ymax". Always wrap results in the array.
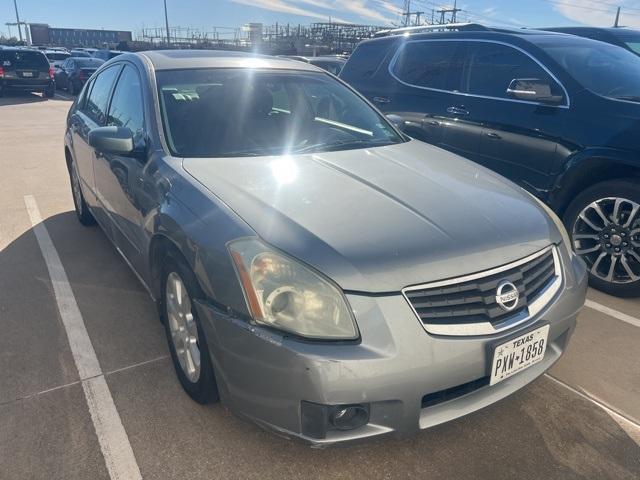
[{"xmin": 1, "ymin": 92, "xmax": 639, "ymax": 480}]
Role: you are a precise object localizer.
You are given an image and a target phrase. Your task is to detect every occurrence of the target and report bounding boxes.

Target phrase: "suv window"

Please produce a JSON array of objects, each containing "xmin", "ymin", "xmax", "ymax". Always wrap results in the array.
[
  {"xmin": 341, "ymin": 40, "xmax": 396, "ymax": 81},
  {"xmin": 83, "ymin": 65, "xmax": 121, "ymax": 125},
  {"xmin": 460, "ymin": 41, "xmax": 562, "ymax": 100},
  {"xmin": 107, "ymin": 65, "xmax": 144, "ymax": 135},
  {"xmin": 0, "ymin": 50, "xmax": 49, "ymax": 70},
  {"xmin": 392, "ymin": 41, "xmax": 463, "ymax": 91}
]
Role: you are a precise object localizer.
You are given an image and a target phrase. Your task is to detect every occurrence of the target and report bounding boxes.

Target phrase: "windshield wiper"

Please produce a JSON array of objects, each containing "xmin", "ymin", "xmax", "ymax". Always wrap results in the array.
[{"xmin": 293, "ymin": 139, "xmax": 395, "ymax": 154}]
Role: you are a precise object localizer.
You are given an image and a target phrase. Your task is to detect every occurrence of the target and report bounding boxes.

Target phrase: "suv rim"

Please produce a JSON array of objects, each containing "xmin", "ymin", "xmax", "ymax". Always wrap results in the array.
[
  {"xmin": 572, "ymin": 196, "xmax": 640, "ymax": 284},
  {"xmin": 165, "ymin": 272, "xmax": 201, "ymax": 382}
]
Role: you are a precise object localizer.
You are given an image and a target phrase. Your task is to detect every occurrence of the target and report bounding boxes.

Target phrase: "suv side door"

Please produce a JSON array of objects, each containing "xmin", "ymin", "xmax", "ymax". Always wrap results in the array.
[
  {"xmin": 93, "ymin": 63, "xmax": 148, "ymax": 268},
  {"xmin": 386, "ymin": 40, "xmax": 482, "ymax": 155},
  {"xmin": 70, "ymin": 64, "xmax": 122, "ymax": 225},
  {"xmin": 452, "ymin": 40, "xmax": 569, "ymax": 196}
]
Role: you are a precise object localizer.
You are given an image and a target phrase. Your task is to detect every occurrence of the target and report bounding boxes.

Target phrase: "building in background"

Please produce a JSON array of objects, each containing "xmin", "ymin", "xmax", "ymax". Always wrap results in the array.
[{"xmin": 28, "ymin": 24, "xmax": 132, "ymax": 48}]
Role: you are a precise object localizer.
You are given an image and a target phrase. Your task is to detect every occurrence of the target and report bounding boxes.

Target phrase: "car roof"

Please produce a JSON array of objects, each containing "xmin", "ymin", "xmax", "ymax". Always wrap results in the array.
[
  {"xmin": 308, "ymin": 56, "xmax": 346, "ymax": 62},
  {"xmin": 139, "ymin": 49, "xmax": 323, "ymax": 72},
  {"xmin": 358, "ymin": 28, "xmax": 578, "ymax": 49}
]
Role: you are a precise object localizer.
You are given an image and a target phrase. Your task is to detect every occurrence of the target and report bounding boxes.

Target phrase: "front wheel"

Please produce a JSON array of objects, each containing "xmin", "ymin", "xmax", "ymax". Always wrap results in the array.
[
  {"xmin": 161, "ymin": 257, "xmax": 220, "ymax": 404},
  {"xmin": 69, "ymin": 160, "xmax": 96, "ymax": 226},
  {"xmin": 563, "ymin": 179, "xmax": 640, "ymax": 297}
]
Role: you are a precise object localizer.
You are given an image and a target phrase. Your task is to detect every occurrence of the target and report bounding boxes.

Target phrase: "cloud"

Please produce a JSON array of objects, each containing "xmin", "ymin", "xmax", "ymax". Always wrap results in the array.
[
  {"xmin": 230, "ymin": 0, "xmax": 396, "ymax": 25},
  {"xmin": 551, "ymin": 0, "xmax": 640, "ymax": 28},
  {"xmin": 231, "ymin": 0, "xmax": 339, "ymax": 22},
  {"xmin": 482, "ymin": 6, "xmax": 497, "ymax": 16}
]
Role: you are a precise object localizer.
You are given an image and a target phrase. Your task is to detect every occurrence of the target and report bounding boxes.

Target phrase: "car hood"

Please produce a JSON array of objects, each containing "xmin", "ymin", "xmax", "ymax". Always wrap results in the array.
[{"xmin": 182, "ymin": 140, "xmax": 562, "ymax": 293}]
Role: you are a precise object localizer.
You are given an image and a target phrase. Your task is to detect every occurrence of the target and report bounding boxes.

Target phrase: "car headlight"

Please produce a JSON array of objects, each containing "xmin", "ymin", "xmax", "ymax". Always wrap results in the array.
[
  {"xmin": 524, "ymin": 190, "xmax": 573, "ymax": 256},
  {"xmin": 228, "ymin": 238, "xmax": 358, "ymax": 340}
]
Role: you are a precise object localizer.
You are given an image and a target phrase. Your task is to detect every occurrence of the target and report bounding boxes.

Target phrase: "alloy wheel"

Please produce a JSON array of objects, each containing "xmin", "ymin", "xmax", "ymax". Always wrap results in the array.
[
  {"xmin": 572, "ymin": 197, "xmax": 640, "ymax": 284},
  {"xmin": 165, "ymin": 272, "xmax": 201, "ymax": 382}
]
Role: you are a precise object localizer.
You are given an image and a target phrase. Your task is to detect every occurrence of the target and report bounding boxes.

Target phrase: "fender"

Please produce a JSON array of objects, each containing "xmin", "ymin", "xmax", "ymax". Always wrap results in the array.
[{"xmin": 548, "ymin": 147, "xmax": 640, "ymax": 213}]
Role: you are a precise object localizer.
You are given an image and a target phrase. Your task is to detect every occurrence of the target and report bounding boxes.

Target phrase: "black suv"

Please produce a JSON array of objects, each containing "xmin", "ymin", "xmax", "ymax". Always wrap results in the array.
[
  {"xmin": 341, "ymin": 28, "xmax": 640, "ymax": 296},
  {"xmin": 0, "ymin": 48, "xmax": 55, "ymax": 97}
]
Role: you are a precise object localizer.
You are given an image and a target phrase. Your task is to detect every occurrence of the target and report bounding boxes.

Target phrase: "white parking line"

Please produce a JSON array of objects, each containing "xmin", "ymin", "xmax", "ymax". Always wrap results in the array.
[
  {"xmin": 24, "ymin": 195, "xmax": 142, "ymax": 480},
  {"xmin": 585, "ymin": 299, "xmax": 640, "ymax": 328}
]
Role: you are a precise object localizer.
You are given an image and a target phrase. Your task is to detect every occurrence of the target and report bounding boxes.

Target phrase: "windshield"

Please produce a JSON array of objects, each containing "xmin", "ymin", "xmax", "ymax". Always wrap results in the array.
[
  {"xmin": 1, "ymin": 50, "xmax": 49, "ymax": 69},
  {"xmin": 75, "ymin": 58, "xmax": 104, "ymax": 67},
  {"xmin": 46, "ymin": 52, "xmax": 70, "ymax": 61},
  {"xmin": 614, "ymin": 30, "xmax": 640, "ymax": 55},
  {"xmin": 157, "ymin": 68, "xmax": 404, "ymax": 157},
  {"xmin": 540, "ymin": 38, "xmax": 640, "ymax": 101}
]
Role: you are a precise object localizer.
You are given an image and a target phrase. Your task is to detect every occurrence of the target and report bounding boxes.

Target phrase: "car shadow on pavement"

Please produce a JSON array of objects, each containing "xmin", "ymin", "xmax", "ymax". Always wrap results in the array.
[
  {"xmin": 1, "ymin": 210, "xmax": 640, "ymax": 480},
  {"xmin": 0, "ymin": 92, "xmax": 70, "ymax": 106}
]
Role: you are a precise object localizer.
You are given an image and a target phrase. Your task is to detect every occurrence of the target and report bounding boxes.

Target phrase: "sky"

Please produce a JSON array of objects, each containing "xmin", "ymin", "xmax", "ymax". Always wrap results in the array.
[{"xmin": 2, "ymin": 0, "xmax": 640, "ymax": 39}]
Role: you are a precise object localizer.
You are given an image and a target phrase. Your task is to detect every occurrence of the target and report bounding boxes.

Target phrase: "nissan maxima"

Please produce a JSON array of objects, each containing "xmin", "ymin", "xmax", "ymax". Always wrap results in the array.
[{"xmin": 63, "ymin": 50, "xmax": 587, "ymax": 444}]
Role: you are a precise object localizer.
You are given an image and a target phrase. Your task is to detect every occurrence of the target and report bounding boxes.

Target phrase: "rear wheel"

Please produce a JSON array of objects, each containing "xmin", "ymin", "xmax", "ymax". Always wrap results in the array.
[
  {"xmin": 564, "ymin": 179, "xmax": 640, "ymax": 297},
  {"xmin": 160, "ymin": 256, "xmax": 219, "ymax": 404},
  {"xmin": 69, "ymin": 159, "xmax": 96, "ymax": 226},
  {"xmin": 44, "ymin": 86, "xmax": 55, "ymax": 98}
]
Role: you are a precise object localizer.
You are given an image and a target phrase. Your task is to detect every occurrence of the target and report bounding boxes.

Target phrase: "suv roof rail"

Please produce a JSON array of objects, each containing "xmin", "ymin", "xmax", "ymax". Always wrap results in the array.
[{"xmin": 373, "ymin": 22, "xmax": 489, "ymax": 38}]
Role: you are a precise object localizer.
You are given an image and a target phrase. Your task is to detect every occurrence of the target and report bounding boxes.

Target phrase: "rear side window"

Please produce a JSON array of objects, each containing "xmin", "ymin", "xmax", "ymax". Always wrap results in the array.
[
  {"xmin": 83, "ymin": 65, "xmax": 121, "ymax": 125},
  {"xmin": 107, "ymin": 65, "xmax": 144, "ymax": 135},
  {"xmin": 0, "ymin": 50, "xmax": 49, "ymax": 70},
  {"xmin": 392, "ymin": 41, "xmax": 463, "ymax": 91},
  {"xmin": 460, "ymin": 41, "xmax": 561, "ymax": 100},
  {"xmin": 340, "ymin": 40, "xmax": 396, "ymax": 81}
]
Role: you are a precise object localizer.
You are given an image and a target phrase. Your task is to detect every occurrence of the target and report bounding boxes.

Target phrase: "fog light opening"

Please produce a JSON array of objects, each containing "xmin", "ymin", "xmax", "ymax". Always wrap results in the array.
[{"xmin": 329, "ymin": 404, "xmax": 369, "ymax": 431}]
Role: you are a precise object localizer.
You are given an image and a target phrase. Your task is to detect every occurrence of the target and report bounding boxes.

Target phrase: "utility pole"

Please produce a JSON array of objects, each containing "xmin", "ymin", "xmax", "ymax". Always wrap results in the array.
[
  {"xmin": 164, "ymin": 0, "xmax": 171, "ymax": 45},
  {"xmin": 436, "ymin": 0, "xmax": 462, "ymax": 24},
  {"xmin": 402, "ymin": 0, "xmax": 425, "ymax": 26},
  {"xmin": 13, "ymin": 0, "xmax": 23, "ymax": 42},
  {"xmin": 614, "ymin": 6, "xmax": 621, "ymax": 27}
]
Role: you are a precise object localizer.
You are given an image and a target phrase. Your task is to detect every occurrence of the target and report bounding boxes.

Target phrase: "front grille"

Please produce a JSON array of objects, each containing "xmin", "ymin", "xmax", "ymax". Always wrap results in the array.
[{"xmin": 403, "ymin": 246, "xmax": 561, "ymax": 336}]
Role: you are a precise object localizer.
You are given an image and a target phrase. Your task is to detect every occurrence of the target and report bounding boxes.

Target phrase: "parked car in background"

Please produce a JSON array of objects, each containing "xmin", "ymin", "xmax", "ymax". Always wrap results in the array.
[
  {"xmin": 283, "ymin": 55, "xmax": 347, "ymax": 75},
  {"xmin": 43, "ymin": 49, "xmax": 71, "ymax": 69},
  {"xmin": 93, "ymin": 49, "xmax": 124, "ymax": 61},
  {"xmin": 341, "ymin": 28, "xmax": 640, "ymax": 296},
  {"xmin": 55, "ymin": 57, "xmax": 104, "ymax": 95},
  {"xmin": 0, "ymin": 47, "xmax": 55, "ymax": 97},
  {"xmin": 70, "ymin": 49, "xmax": 92, "ymax": 58},
  {"xmin": 64, "ymin": 50, "xmax": 586, "ymax": 444},
  {"xmin": 542, "ymin": 27, "xmax": 640, "ymax": 56}
]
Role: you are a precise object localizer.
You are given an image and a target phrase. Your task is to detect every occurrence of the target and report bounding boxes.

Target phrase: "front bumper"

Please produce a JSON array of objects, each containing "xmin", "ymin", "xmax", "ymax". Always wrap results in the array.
[{"xmin": 196, "ymin": 248, "xmax": 587, "ymax": 445}]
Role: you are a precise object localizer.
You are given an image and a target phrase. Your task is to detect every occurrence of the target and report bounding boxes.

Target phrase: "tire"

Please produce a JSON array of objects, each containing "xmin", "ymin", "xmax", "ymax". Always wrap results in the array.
[
  {"xmin": 160, "ymin": 254, "xmax": 220, "ymax": 404},
  {"xmin": 44, "ymin": 86, "xmax": 55, "ymax": 98},
  {"xmin": 67, "ymin": 80, "xmax": 76, "ymax": 96},
  {"xmin": 563, "ymin": 179, "xmax": 640, "ymax": 297},
  {"xmin": 68, "ymin": 159, "xmax": 96, "ymax": 226},
  {"xmin": 0, "ymin": 86, "xmax": 4, "ymax": 98}
]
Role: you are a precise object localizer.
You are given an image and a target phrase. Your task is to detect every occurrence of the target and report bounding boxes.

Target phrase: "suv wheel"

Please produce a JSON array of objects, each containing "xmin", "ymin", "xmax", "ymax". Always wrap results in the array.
[
  {"xmin": 44, "ymin": 86, "xmax": 55, "ymax": 98},
  {"xmin": 67, "ymin": 81, "xmax": 75, "ymax": 96},
  {"xmin": 160, "ymin": 255, "xmax": 220, "ymax": 404},
  {"xmin": 564, "ymin": 179, "xmax": 640, "ymax": 297},
  {"xmin": 69, "ymin": 160, "xmax": 96, "ymax": 226}
]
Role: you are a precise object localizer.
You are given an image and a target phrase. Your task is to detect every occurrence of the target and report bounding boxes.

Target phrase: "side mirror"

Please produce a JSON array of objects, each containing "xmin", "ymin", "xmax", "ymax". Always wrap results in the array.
[
  {"xmin": 88, "ymin": 126, "xmax": 135, "ymax": 155},
  {"xmin": 386, "ymin": 114, "xmax": 406, "ymax": 132},
  {"xmin": 506, "ymin": 78, "xmax": 563, "ymax": 105}
]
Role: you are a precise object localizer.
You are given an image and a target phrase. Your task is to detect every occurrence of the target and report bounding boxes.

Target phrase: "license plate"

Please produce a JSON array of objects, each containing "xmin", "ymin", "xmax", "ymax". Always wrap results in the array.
[
  {"xmin": 22, "ymin": 71, "xmax": 33, "ymax": 77},
  {"xmin": 490, "ymin": 324, "xmax": 549, "ymax": 386}
]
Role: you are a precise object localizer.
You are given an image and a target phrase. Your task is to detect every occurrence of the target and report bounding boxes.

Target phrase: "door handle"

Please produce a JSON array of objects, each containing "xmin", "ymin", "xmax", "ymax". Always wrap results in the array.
[
  {"xmin": 372, "ymin": 96, "xmax": 390, "ymax": 104},
  {"xmin": 485, "ymin": 132, "xmax": 502, "ymax": 140},
  {"xmin": 446, "ymin": 105, "xmax": 469, "ymax": 116}
]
